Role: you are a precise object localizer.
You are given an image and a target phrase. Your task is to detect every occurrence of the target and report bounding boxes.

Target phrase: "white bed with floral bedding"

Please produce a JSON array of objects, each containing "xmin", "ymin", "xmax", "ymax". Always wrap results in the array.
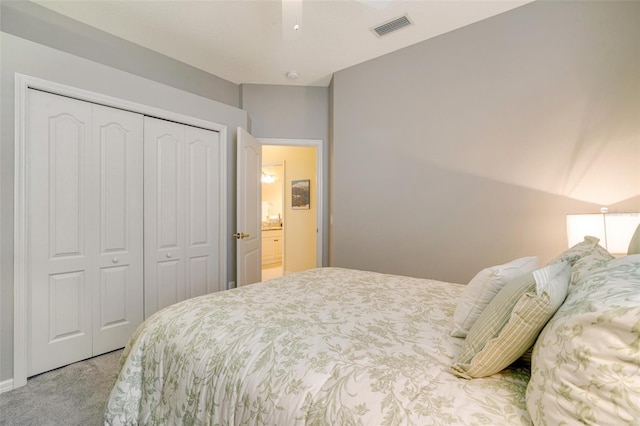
[
  {"xmin": 105, "ymin": 234, "xmax": 640, "ymax": 426},
  {"xmin": 104, "ymin": 267, "xmax": 531, "ymax": 425}
]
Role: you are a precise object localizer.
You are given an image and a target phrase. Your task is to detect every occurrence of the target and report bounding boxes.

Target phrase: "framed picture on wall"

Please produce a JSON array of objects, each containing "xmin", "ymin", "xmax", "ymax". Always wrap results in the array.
[{"xmin": 291, "ymin": 179, "xmax": 310, "ymax": 210}]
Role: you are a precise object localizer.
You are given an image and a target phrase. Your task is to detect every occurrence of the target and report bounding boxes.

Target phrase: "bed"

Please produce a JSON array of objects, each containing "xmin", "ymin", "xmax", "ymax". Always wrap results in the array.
[{"xmin": 104, "ymin": 236, "xmax": 640, "ymax": 425}]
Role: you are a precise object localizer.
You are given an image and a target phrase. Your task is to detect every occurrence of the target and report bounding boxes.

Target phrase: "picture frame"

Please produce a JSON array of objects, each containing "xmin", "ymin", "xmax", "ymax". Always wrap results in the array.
[{"xmin": 291, "ymin": 179, "xmax": 310, "ymax": 210}]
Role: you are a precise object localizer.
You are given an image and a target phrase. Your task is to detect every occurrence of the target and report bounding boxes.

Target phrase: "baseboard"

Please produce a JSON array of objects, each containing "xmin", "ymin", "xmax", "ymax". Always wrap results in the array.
[{"xmin": 0, "ymin": 378, "xmax": 14, "ymax": 394}]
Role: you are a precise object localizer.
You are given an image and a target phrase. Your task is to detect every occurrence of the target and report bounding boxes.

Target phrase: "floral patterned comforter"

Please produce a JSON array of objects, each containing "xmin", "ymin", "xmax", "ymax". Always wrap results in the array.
[{"xmin": 104, "ymin": 267, "xmax": 531, "ymax": 425}]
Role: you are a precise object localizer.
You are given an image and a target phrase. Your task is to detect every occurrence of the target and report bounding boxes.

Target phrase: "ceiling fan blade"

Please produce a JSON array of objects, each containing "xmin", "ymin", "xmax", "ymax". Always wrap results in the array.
[{"xmin": 354, "ymin": 0, "xmax": 394, "ymax": 10}]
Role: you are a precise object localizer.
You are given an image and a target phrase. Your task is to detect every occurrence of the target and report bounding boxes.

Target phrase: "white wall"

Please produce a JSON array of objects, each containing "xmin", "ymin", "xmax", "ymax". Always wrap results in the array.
[
  {"xmin": 0, "ymin": 32, "xmax": 247, "ymax": 383},
  {"xmin": 330, "ymin": 1, "xmax": 640, "ymax": 283}
]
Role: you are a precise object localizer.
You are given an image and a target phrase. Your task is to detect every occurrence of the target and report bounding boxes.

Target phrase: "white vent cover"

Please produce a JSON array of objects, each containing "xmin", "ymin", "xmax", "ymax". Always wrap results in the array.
[{"xmin": 372, "ymin": 15, "xmax": 412, "ymax": 37}]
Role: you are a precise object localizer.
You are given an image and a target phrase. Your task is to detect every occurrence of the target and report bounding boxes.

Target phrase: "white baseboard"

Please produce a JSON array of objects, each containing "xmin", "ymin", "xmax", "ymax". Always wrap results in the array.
[{"xmin": 0, "ymin": 378, "xmax": 14, "ymax": 394}]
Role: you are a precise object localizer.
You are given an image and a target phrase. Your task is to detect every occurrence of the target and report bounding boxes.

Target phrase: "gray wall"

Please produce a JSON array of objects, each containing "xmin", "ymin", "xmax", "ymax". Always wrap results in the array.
[
  {"xmin": 241, "ymin": 84, "xmax": 330, "ymax": 266},
  {"xmin": 0, "ymin": 33, "xmax": 247, "ymax": 384},
  {"xmin": 330, "ymin": 1, "xmax": 640, "ymax": 283}
]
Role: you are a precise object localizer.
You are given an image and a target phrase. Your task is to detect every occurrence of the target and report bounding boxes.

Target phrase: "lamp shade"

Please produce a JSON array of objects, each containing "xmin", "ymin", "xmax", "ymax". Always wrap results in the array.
[
  {"xmin": 567, "ymin": 213, "xmax": 640, "ymax": 255},
  {"xmin": 566, "ymin": 214, "xmax": 606, "ymax": 248}
]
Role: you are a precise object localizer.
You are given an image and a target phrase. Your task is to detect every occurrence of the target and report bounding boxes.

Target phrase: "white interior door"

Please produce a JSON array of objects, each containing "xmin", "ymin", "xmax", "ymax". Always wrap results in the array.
[
  {"xmin": 27, "ymin": 89, "xmax": 143, "ymax": 376},
  {"xmin": 236, "ymin": 127, "xmax": 261, "ymax": 286},
  {"xmin": 144, "ymin": 117, "xmax": 221, "ymax": 317},
  {"xmin": 28, "ymin": 90, "xmax": 94, "ymax": 376},
  {"xmin": 144, "ymin": 118, "xmax": 186, "ymax": 316},
  {"xmin": 92, "ymin": 104, "xmax": 144, "ymax": 355},
  {"xmin": 184, "ymin": 126, "xmax": 220, "ymax": 299}
]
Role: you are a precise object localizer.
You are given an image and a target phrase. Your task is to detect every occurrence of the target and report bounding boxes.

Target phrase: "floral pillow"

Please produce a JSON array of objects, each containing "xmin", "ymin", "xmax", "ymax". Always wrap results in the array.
[
  {"xmin": 548, "ymin": 236, "xmax": 613, "ymax": 285},
  {"xmin": 526, "ymin": 254, "xmax": 640, "ymax": 425}
]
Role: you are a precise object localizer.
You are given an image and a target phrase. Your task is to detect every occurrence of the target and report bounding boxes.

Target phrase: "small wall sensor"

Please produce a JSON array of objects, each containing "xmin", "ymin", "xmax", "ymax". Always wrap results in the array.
[{"xmin": 287, "ymin": 71, "xmax": 299, "ymax": 79}]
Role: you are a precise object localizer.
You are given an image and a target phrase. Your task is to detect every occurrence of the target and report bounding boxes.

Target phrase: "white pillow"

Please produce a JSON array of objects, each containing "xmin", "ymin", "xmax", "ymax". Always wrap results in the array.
[{"xmin": 451, "ymin": 256, "xmax": 539, "ymax": 338}]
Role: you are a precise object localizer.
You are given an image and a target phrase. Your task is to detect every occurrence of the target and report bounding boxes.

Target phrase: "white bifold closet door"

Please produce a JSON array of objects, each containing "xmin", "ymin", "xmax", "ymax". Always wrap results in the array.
[
  {"xmin": 27, "ymin": 89, "xmax": 144, "ymax": 376},
  {"xmin": 143, "ymin": 117, "xmax": 220, "ymax": 317}
]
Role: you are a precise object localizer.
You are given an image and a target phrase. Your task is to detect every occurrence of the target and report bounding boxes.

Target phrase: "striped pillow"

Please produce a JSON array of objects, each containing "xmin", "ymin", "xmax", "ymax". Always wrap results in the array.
[
  {"xmin": 450, "ymin": 261, "xmax": 570, "ymax": 379},
  {"xmin": 450, "ymin": 256, "xmax": 539, "ymax": 338}
]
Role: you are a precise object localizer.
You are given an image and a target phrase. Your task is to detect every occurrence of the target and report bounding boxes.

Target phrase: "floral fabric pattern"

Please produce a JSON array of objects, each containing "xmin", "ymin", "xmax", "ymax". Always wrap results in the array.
[
  {"xmin": 105, "ymin": 268, "xmax": 532, "ymax": 425},
  {"xmin": 526, "ymin": 255, "xmax": 640, "ymax": 425},
  {"xmin": 548, "ymin": 236, "xmax": 613, "ymax": 285}
]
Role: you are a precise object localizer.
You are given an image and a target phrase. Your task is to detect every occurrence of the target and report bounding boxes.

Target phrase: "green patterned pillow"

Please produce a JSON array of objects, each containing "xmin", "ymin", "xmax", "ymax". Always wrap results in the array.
[
  {"xmin": 548, "ymin": 236, "xmax": 613, "ymax": 285},
  {"xmin": 549, "ymin": 235, "xmax": 600, "ymax": 264},
  {"xmin": 450, "ymin": 262, "xmax": 571, "ymax": 379},
  {"xmin": 527, "ymin": 254, "xmax": 640, "ymax": 425}
]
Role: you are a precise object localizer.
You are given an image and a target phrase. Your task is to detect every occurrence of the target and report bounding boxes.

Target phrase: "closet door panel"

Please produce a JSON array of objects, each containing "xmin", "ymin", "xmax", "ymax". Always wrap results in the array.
[
  {"xmin": 144, "ymin": 117, "xmax": 186, "ymax": 316},
  {"xmin": 188, "ymin": 140, "xmax": 209, "ymax": 246},
  {"xmin": 156, "ymin": 260, "xmax": 180, "ymax": 310},
  {"xmin": 185, "ymin": 126, "xmax": 220, "ymax": 298},
  {"xmin": 27, "ymin": 90, "xmax": 94, "ymax": 376},
  {"xmin": 48, "ymin": 272, "xmax": 86, "ymax": 341},
  {"xmin": 92, "ymin": 104, "xmax": 144, "ymax": 355},
  {"xmin": 158, "ymin": 134, "xmax": 182, "ymax": 249}
]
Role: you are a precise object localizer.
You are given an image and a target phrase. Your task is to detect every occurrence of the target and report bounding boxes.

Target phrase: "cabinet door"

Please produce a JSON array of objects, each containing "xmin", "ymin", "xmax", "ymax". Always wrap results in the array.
[
  {"xmin": 262, "ymin": 237, "xmax": 276, "ymax": 263},
  {"xmin": 274, "ymin": 235, "xmax": 283, "ymax": 261},
  {"xmin": 261, "ymin": 231, "xmax": 282, "ymax": 264}
]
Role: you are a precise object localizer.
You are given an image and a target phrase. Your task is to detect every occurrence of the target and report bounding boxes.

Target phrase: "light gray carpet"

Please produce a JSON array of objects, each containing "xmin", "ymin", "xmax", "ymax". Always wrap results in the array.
[{"xmin": 0, "ymin": 349, "xmax": 123, "ymax": 426}]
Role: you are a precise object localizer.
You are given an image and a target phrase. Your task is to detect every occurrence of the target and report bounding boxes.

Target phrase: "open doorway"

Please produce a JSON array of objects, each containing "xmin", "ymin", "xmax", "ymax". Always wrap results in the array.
[
  {"xmin": 261, "ymin": 143, "xmax": 318, "ymax": 281},
  {"xmin": 261, "ymin": 162, "xmax": 285, "ymax": 280}
]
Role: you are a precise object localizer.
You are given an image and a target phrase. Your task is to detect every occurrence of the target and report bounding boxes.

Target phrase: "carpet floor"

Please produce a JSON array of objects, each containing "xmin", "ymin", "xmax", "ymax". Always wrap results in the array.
[{"xmin": 0, "ymin": 349, "xmax": 123, "ymax": 426}]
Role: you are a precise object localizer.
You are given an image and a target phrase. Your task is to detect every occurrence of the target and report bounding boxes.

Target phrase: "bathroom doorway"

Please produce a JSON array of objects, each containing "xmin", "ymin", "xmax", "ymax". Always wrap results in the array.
[
  {"xmin": 261, "ymin": 162, "xmax": 285, "ymax": 281},
  {"xmin": 261, "ymin": 143, "xmax": 318, "ymax": 281}
]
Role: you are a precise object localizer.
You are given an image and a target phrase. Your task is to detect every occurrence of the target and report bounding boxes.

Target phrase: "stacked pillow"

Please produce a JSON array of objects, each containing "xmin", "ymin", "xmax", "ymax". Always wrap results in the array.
[
  {"xmin": 450, "ymin": 256, "xmax": 539, "ymax": 338},
  {"xmin": 450, "ymin": 261, "xmax": 570, "ymax": 379},
  {"xmin": 450, "ymin": 236, "xmax": 613, "ymax": 379}
]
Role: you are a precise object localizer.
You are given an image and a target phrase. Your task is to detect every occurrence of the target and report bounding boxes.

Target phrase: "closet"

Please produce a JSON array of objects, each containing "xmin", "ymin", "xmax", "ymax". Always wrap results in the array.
[{"xmin": 26, "ymin": 89, "xmax": 221, "ymax": 376}]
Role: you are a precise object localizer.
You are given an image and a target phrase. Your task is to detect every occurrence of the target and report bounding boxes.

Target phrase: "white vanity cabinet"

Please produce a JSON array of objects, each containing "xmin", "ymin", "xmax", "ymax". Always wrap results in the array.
[{"xmin": 262, "ymin": 229, "xmax": 283, "ymax": 265}]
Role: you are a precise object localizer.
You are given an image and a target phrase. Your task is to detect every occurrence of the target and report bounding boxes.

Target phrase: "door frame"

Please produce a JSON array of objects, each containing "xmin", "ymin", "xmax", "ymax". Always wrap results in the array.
[
  {"xmin": 260, "ymin": 138, "xmax": 324, "ymax": 269},
  {"xmin": 13, "ymin": 73, "xmax": 228, "ymax": 389}
]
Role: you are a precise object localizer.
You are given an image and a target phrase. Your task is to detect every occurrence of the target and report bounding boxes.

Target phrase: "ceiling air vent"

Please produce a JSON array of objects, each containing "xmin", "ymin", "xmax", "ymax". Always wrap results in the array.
[{"xmin": 372, "ymin": 15, "xmax": 412, "ymax": 37}]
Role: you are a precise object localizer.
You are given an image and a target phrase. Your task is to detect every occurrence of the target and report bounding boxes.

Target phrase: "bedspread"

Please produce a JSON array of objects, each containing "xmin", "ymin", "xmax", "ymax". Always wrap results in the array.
[{"xmin": 104, "ymin": 267, "xmax": 531, "ymax": 425}]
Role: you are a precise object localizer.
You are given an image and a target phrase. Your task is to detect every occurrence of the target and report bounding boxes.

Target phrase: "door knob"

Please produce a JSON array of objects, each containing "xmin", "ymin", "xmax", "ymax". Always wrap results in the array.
[
  {"xmin": 166, "ymin": 253, "xmax": 172, "ymax": 259},
  {"xmin": 112, "ymin": 257, "xmax": 119, "ymax": 264},
  {"xmin": 233, "ymin": 232, "xmax": 250, "ymax": 240}
]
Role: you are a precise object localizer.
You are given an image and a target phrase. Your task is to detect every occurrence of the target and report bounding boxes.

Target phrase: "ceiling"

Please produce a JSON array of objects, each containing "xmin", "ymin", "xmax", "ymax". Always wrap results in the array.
[{"xmin": 34, "ymin": 0, "xmax": 532, "ymax": 87}]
